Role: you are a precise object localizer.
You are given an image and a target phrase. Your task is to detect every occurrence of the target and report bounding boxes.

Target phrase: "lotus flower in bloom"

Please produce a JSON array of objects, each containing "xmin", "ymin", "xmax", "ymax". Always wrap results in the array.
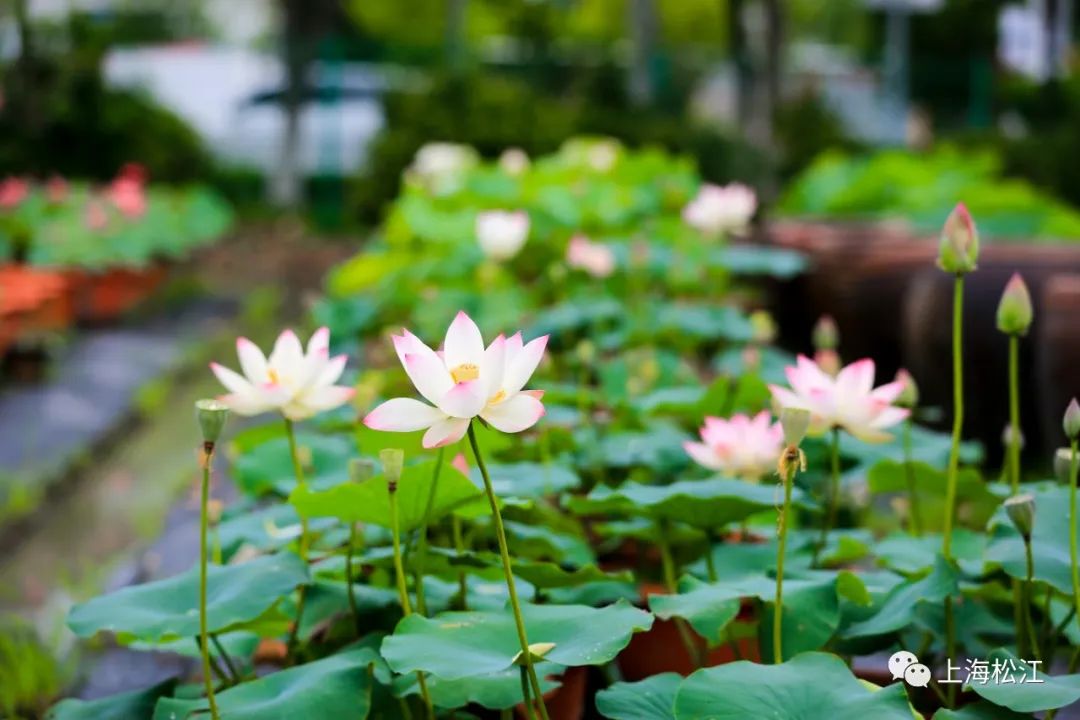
[
  {"xmin": 108, "ymin": 177, "xmax": 147, "ymax": 218},
  {"xmin": 682, "ymin": 182, "xmax": 757, "ymax": 236},
  {"xmin": 409, "ymin": 142, "xmax": 477, "ymax": 183},
  {"xmin": 769, "ymin": 355, "xmax": 909, "ymax": 442},
  {"xmin": 476, "ymin": 210, "xmax": 529, "ymax": 260},
  {"xmin": 211, "ymin": 328, "xmax": 355, "ymax": 421},
  {"xmin": 364, "ymin": 311, "xmax": 547, "ymax": 448},
  {"xmin": 499, "ymin": 147, "xmax": 530, "ymax": 175},
  {"xmin": 684, "ymin": 411, "xmax": 783, "ymax": 481},
  {"xmin": 566, "ymin": 234, "xmax": 616, "ymax": 278}
]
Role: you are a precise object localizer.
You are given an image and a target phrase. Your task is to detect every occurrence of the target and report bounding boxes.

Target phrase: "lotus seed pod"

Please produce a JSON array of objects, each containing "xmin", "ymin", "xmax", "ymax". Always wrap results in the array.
[
  {"xmin": 380, "ymin": 448, "xmax": 405, "ymax": 491},
  {"xmin": 812, "ymin": 315, "xmax": 838, "ymax": 351},
  {"xmin": 894, "ymin": 369, "xmax": 919, "ymax": 409},
  {"xmin": 195, "ymin": 398, "xmax": 229, "ymax": 445},
  {"xmin": 1003, "ymin": 493, "xmax": 1036, "ymax": 540},
  {"xmin": 780, "ymin": 407, "xmax": 811, "ymax": 447},
  {"xmin": 1054, "ymin": 448, "xmax": 1074, "ymax": 484},
  {"xmin": 750, "ymin": 310, "xmax": 778, "ymax": 345}
]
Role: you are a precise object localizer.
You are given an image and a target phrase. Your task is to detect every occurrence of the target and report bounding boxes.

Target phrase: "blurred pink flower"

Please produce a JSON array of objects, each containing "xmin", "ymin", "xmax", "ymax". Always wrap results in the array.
[
  {"xmin": 452, "ymin": 453, "xmax": 470, "ymax": 475},
  {"xmin": 0, "ymin": 177, "xmax": 28, "ymax": 209},
  {"xmin": 684, "ymin": 411, "xmax": 783, "ymax": 480},
  {"xmin": 364, "ymin": 311, "xmax": 547, "ymax": 449},
  {"xmin": 682, "ymin": 182, "xmax": 757, "ymax": 237},
  {"xmin": 46, "ymin": 176, "xmax": 68, "ymax": 204},
  {"xmin": 769, "ymin": 355, "xmax": 909, "ymax": 442},
  {"xmin": 566, "ymin": 234, "xmax": 616, "ymax": 278},
  {"xmin": 85, "ymin": 200, "xmax": 109, "ymax": 231},
  {"xmin": 108, "ymin": 177, "xmax": 147, "ymax": 218}
]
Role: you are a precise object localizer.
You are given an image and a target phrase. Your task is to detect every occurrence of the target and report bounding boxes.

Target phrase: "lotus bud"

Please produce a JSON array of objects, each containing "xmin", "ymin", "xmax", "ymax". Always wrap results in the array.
[
  {"xmin": 937, "ymin": 203, "xmax": 979, "ymax": 275},
  {"xmin": 1054, "ymin": 448, "xmax": 1073, "ymax": 484},
  {"xmin": 1065, "ymin": 398, "xmax": 1080, "ymax": 440},
  {"xmin": 894, "ymin": 369, "xmax": 919, "ymax": 409},
  {"xmin": 750, "ymin": 310, "xmax": 777, "ymax": 345},
  {"xmin": 814, "ymin": 349, "xmax": 841, "ymax": 377},
  {"xmin": 1003, "ymin": 493, "xmax": 1036, "ymax": 541},
  {"xmin": 349, "ymin": 457, "xmax": 377, "ymax": 484},
  {"xmin": 780, "ymin": 407, "xmax": 811, "ymax": 447},
  {"xmin": 380, "ymin": 448, "xmax": 405, "ymax": 492},
  {"xmin": 195, "ymin": 399, "xmax": 229, "ymax": 447},
  {"xmin": 812, "ymin": 315, "xmax": 838, "ymax": 351},
  {"xmin": 996, "ymin": 273, "xmax": 1033, "ymax": 336},
  {"xmin": 1001, "ymin": 423, "xmax": 1024, "ymax": 451}
]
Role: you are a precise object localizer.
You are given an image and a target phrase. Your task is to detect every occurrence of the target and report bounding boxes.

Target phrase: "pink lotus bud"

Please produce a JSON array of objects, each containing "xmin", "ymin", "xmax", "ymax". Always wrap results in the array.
[
  {"xmin": 937, "ymin": 203, "xmax": 979, "ymax": 275},
  {"xmin": 894, "ymin": 369, "xmax": 919, "ymax": 409},
  {"xmin": 996, "ymin": 272, "xmax": 1033, "ymax": 336},
  {"xmin": 812, "ymin": 315, "xmax": 839, "ymax": 351}
]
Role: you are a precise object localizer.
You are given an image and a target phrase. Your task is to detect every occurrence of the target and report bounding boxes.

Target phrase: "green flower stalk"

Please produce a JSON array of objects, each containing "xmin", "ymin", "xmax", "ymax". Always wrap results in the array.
[
  {"xmin": 938, "ymin": 202, "xmax": 978, "ymax": 708},
  {"xmin": 997, "ymin": 273, "xmax": 1033, "ymax": 493},
  {"xmin": 283, "ymin": 418, "xmax": 311, "ymax": 658},
  {"xmin": 895, "ymin": 370, "xmax": 922, "ymax": 536},
  {"xmin": 195, "ymin": 399, "xmax": 229, "ymax": 720},
  {"xmin": 346, "ymin": 458, "xmax": 376, "ymax": 633},
  {"xmin": 775, "ymin": 408, "xmax": 809, "ymax": 663},
  {"xmin": 1005, "ymin": 494, "xmax": 1040, "ymax": 661},
  {"xmin": 413, "ymin": 447, "xmax": 445, "ymax": 616},
  {"xmin": 1065, "ymin": 400, "xmax": 1080, "ymax": 639},
  {"xmin": 468, "ymin": 423, "xmax": 550, "ymax": 720},
  {"xmin": 383, "ymin": 449, "xmax": 435, "ymax": 719}
]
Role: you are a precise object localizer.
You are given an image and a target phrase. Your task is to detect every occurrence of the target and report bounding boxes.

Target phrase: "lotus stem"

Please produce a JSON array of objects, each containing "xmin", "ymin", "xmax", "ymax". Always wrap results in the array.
[
  {"xmin": 1022, "ymin": 538, "xmax": 1041, "ymax": 663},
  {"xmin": 468, "ymin": 423, "xmax": 550, "ymax": 720},
  {"xmin": 816, "ymin": 427, "xmax": 841, "ymax": 564},
  {"xmin": 389, "ymin": 472, "xmax": 435, "ymax": 719},
  {"xmin": 903, "ymin": 420, "xmax": 922, "ymax": 536},
  {"xmin": 414, "ymin": 447, "xmax": 445, "ymax": 617},
  {"xmin": 774, "ymin": 457, "xmax": 796, "ymax": 664},
  {"xmin": 657, "ymin": 520, "xmax": 704, "ymax": 667},
  {"xmin": 283, "ymin": 418, "xmax": 310, "ymax": 659},
  {"xmin": 519, "ymin": 665, "xmax": 538, "ymax": 720},
  {"xmin": 1007, "ymin": 334, "xmax": 1021, "ymax": 493},
  {"xmin": 345, "ymin": 520, "xmax": 360, "ymax": 634},
  {"xmin": 1070, "ymin": 440, "xmax": 1080, "ymax": 638},
  {"xmin": 942, "ymin": 274, "xmax": 965, "ymax": 707},
  {"xmin": 210, "ymin": 633, "xmax": 241, "ymax": 685},
  {"xmin": 199, "ymin": 443, "xmax": 221, "ymax": 720},
  {"xmin": 452, "ymin": 514, "xmax": 468, "ymax": 610}
]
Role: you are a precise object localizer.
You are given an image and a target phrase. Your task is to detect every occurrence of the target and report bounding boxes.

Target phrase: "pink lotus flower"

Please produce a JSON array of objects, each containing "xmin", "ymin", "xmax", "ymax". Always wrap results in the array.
[
  {"xmin": 684, "ymin": 411, "xmax": 783, "ymax": 480},
  {"xmin": 769, "ymin": 355, "xmax": 909, "ymax": 442},
  {"xmin": 108, "ymin": 177, "xmax": 146, "ymax": 218},
  {"xmin": 682, "ymin": 182, "xmax": 757, "ymax": 237},
  {"xmin": 566, "ymin": 234, "xmax": 616, "ymax": 278},
  {"xmin": 211, "ymin": 328, "xmax": 355, "ymax": 421},
  {"xmin": 0, "ymin": 178, "xmax": 28, "ymax": 209},
  {"xmin": 364, "ymin": 311, "xmax": 547, "ymax": 449}
]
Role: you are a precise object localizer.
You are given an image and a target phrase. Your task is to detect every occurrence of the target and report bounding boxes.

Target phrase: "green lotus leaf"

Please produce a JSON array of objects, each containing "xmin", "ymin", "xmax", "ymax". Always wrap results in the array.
[
  {"xmin": 381, "ymin": 600, "xmax": 653, "ymax": 679},
  {"xmin": 67, "ymin": 553, "xmax": 308, "ymax": 643},
  {"xmin": 985, "ymin": 481, "xmax": 1078, "ymax": 594},
  {"xmin": 46, "ymin": 679, "xmax": 177, "ymax": 720},
  {"xmin": 596, "ymin": 672, "xmax": 682, "ymax": 720},
  {"xmin": 842, "ymin": 555, "xmax": 957, "ymax": 639},
  {"xmin": 969, "ymin": 649, "xmax": 1080, "ymax": 713}
]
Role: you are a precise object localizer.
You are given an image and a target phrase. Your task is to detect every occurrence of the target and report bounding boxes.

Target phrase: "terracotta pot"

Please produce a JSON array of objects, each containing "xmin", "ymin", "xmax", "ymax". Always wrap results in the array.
[
  {"xmin": 514, "ymin": 665, "xmax": 587, "ymax": 720},
  {"xmin": 68, "ymin": 262, "xmax": 168, "ymax": 324},
  {"xmin": 617, "ymin": 583, "xmax": 759, "ymax": 681},
  {"xmin": 902, "ymin": 245, "xmax": 1080, "ymax": 459},
  {"xmin": 0, "ymin": 265, "xmax": 74, "ymax": 348}
]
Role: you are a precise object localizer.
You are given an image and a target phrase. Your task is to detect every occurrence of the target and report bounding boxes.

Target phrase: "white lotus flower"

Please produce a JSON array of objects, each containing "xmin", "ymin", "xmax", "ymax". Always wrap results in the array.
[
  {"xmin": 408, "ymin": 142, "xmax": 477, "ymax": 189},
  {"xmin": 769, "ymin": 355, "xmax": 909, "ymax": 442},
  {"xmin": 476, "ymin": 210, "xmax": 530, "ymax": 260},
  {"xmin": 499, "ymin": 148, "xmax": 530, "ymax": 175},
  {"xmin": 211, "ymin": 328, "xmax": 355, "ymax": 421},
  {"xmin": 364, "ymin": 311, "xmax": 547, "ymax": 449},
  {"xmin": 566, "ymin": 234, "xmax": 616, "ymax": 278},
  {"xmin": 682, "ymin": 182, "xmax": 757, "ymax": 237}
]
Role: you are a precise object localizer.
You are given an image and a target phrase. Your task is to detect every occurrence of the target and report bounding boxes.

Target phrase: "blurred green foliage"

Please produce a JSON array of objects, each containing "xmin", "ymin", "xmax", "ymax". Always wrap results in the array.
[
  {"xmin": 779, "ymin": 145, "xmax": 1080, "ymax": 239},
  {"xmin": 0, "ymin": 618, "xmax": 66, "ymax": 718}
]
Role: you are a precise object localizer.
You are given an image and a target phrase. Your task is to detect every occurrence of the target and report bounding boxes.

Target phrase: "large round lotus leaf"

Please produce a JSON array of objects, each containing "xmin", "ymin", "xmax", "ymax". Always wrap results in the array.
[
  {"xmin": 867, "ymin": 460, "xmax": 999, "ymax": 531},
  {"xmin": 969, "ymin": 649, "xmax": 1080, "ymax": 713},
  {"xmin": 595, "ymin": 672, "xmax": 681, "ymax": 720},
  {"xmin": 932, "ymin": 701, "xmax": 1030, "ymax": 719},
  {"xmin": 290, "ymin": 459, "xmax": 481, "ymax": 531},
  {"xmin": 46, "ymin": 679, "xmax": 176, "ymax": 720},
  {"xmin": 841, "ymin": 555, "xmax": 957, "ymax": 640},
  {"xmin": 152, "ymin": 646, "xmax": 381, "ymax": 720},
  {"xmin": 872, "ymin": 529, "xmax": 986, "ymax": 575},
  {"xmin": 233, "ymin": 433, "xmax": 352, "ymax": 496},
  {"xmin": 422, "ymin": 546, "xmax": 631, "ymax": 590},
  {"xmin": 67, "ymin": 553, "xmax": 308, "ymax": 643},
  {"xmin": 470, "ymin": 461, "xmax": 581, "ymax": 499},
  {"xmin": 568, "ymin": 477, "xmax": 816, "ymax": 528},
  {"xmin": 216, "ymin": 502, "xmax": 336, "ymax": 559},
  {"xmin": 381, "ymin": 600, "xmax": 653, "ymax": 679},
  {"xmin": 985, "ymin": 482, "xmax": 1078, "ymax": 594},
  {"xmin": 672, "ymin": 653, "xmax": 914, "ymax": 719},
  {"xmin": 394, "ymin": 662, "xmax": 563, "ymax": 709}
]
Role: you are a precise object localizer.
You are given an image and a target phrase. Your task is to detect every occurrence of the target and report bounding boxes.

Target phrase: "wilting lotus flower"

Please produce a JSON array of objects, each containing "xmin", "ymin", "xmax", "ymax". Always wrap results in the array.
[
  {"xmin": 476, "ymin": 210, "xmax": 529, "ymax": 260},
  {"xmin": 684, "ymin": 411, "xmax": 783, "ymax": 481},
  {"xmin": 364, "ymin": 311, "xmax": 547, "ymax": 448},
  {"xmin": 0, "ymin": 177, "xmax": 28, "ymax": 209},
  {"xmin": 682, "ymin": 183, "xmax": 757, "ymax": 237},
  {"xmin": 108, "ymin": 176, "xmax": 146, "ymax": 218},
  {"xmin": 566, "ymin": 234, "xmax": 616, "ymax": 278},
  {"xmin": 211, "ymin": 328, "xmax": 355, "ymax": 421},
  {"xmin": 769, "ymin": 355, "xmax": 909, "ymax": 442}
]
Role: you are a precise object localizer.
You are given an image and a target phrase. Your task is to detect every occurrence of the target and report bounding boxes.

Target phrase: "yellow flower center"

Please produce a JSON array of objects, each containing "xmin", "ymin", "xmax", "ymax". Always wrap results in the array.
[
  {"xmin": 450, "ymin": 363, "xmax": 480, "ymax": 384},
  {"xmin": 488, "ymin": 389, "xmax": 506, "ymax": 405},
  {"xmin": 267, "ymin": 368, "xmax": 281, "ymax": 385}
]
